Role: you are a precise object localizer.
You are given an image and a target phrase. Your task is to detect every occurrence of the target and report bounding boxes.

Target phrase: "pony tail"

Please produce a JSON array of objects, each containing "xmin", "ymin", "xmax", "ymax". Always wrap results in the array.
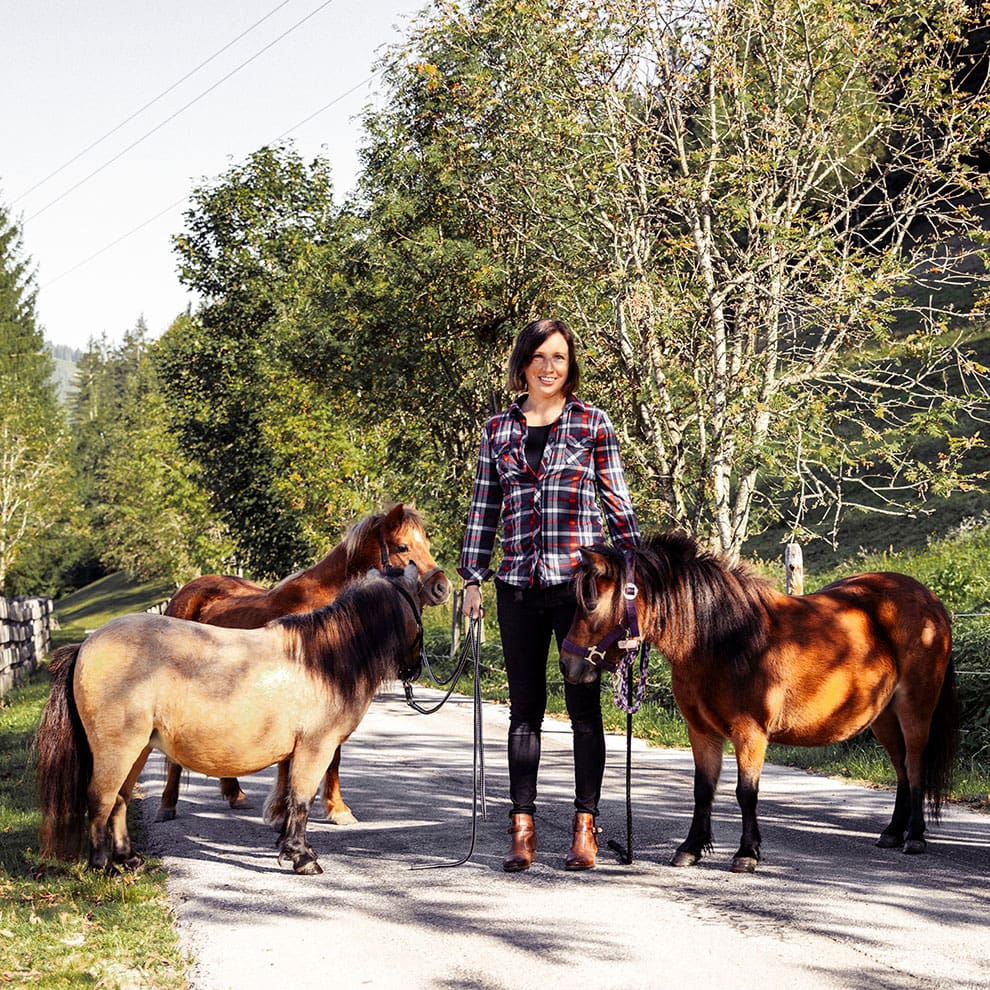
[
  {"xmin": 36, "ymin": 644, "xmax": 91, "ymax": 860},
  {"xmin": 922, "ymin": 659, "xmax": 960, "ymax": 824}
]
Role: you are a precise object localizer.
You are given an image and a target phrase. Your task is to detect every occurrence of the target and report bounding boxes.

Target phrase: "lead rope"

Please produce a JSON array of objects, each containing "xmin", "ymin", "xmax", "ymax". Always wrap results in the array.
[
  {"xmin": 408, "ymin": 616, "xmax": 486, "ymax": 869},
  {"xmin": 606, "ymin": 565, "xmax": 649, "ymax": 865},
  {"xmin": 607, "ymin": 652, "xmax": 640, "ymax": 865}
]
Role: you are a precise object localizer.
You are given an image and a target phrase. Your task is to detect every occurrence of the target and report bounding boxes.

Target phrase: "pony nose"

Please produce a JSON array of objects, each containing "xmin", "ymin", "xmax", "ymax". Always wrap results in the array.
[{"xmin": 428, "ymin": 572, "xmax": 452, "ymax": 605}]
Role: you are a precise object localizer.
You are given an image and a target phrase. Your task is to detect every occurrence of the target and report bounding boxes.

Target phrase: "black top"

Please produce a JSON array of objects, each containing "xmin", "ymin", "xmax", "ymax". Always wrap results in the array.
[{"xmin": 524, "ymin": 422, "xmax": 553, "ymax": 474}]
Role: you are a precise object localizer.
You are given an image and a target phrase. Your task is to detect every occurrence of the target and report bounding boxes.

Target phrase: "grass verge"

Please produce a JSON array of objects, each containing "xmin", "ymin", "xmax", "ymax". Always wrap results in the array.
[{"xmin": 0, "ymin": 670, "xmax": 188, "ymax": 989}]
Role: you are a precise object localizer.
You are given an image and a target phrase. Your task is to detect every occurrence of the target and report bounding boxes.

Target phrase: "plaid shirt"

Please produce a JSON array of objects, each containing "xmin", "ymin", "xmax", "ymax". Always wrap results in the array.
[{"xmin": 459, "ymin": 395, "xmax": 640, "ymax": 588}]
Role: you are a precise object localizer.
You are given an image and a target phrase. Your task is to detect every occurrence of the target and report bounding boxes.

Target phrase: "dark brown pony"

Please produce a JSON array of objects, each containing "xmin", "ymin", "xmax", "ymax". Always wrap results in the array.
[
  {"xmin": 559, "ymin": 533, "xmax": 959, "ymax": 873},
  {"xmin": 37, "ymin": 565, "xmax": 424, "ymax": 876},
  {"xmin": 159, "ymin": 503, "xmax": 450, "ymax": 823}
]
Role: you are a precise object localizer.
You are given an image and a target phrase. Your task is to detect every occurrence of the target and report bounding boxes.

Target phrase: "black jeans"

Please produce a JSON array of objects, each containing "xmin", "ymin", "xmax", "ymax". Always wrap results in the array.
[{"xmin": 495, "ymin": 578, "xmax": 605, "ymax": 818}]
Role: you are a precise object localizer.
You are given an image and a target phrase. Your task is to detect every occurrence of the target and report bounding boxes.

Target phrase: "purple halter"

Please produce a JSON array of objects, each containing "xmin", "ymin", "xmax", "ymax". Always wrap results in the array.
[{"xmin": 562, "ymin": 549, "xmax": 650, "ymax": 713}]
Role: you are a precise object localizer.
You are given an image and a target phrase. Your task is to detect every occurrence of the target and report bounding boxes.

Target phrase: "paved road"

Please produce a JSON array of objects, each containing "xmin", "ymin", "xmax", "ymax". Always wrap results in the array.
[{"xmin": 137, "ymin": 685, "xmax": 990, "ymax": 990}]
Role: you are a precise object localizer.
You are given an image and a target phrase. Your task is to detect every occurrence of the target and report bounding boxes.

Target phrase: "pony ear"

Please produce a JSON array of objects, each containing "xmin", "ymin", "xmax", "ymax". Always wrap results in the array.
[
  {"xmin": 579, "ymin": 546, "xmax": 608, "ymax": 571},
  {"xmin": 384, "ymin": 503, "xmax": 405, "ymax": 528}
]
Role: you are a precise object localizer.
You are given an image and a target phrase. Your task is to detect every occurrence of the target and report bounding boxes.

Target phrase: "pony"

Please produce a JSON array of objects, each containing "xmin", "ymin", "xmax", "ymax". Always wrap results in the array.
[
  {"xmin": 36, "ymin": 564, "xmax": 424, "ymax": 876},
  {"xmin": 159, "ymin": 503, "xmax": 450, "ymax": 823},
  {"xmin": 558, "ymin": 533, "xmax": 959, "ymax": 873}
]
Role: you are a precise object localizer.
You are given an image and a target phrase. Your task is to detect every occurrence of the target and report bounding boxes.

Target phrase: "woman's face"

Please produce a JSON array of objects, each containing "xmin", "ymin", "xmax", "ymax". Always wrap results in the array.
[{"xmin": 524, "ymin": 331, "xmax": 570, "ymax": 402}]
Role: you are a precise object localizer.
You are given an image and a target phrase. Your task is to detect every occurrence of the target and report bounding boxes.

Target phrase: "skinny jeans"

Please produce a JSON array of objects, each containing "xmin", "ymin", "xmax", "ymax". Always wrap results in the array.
[{"xmin": 495, "ymin": 578, "xmax": 605, "ymax": 818}]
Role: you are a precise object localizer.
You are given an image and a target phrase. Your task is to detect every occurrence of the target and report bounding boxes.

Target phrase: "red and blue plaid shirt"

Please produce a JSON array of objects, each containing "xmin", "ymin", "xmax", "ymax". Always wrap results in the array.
[{"xmin": 459, "ymin": 395, "xmax": 640, "ymax": 588}]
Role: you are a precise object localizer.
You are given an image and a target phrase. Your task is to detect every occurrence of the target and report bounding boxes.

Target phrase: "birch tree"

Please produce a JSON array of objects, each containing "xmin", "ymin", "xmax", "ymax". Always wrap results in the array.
[{"xmin": 373, "ymin": 0, "xmax": 990, "ymax": 557}]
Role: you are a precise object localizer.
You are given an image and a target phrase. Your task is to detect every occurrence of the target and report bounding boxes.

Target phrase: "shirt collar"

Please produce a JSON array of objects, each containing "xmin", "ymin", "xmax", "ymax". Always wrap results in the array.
[{"xmin": 509, "ymin": 393, "xmax": 582, "ymax": 423}]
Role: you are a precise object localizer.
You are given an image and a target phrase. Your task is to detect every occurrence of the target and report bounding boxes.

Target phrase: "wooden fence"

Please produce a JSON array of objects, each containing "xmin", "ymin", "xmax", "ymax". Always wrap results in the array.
[{"xmin": 0, "ymin": 596, "xmax": 55, "ymax": 700}]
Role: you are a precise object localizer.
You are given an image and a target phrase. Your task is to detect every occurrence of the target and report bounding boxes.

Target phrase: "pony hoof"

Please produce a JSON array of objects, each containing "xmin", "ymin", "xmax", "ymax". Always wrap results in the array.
[
  {"xmin": 118, "ymin": 854, "xmax": 145, "ymax": 872},
  {"xmin": 730, "ymin": 856, "xmax": 758, "ymax": 874},
  {"xmin": 902, "ymin": 838, "xmax": 927, "ymax": 855},
  {"xmin": 876, "ymin": 832, "xmax": 904, "ymax": 849},
  {"xmin": 329, "ymin": 810, "xmax": 358, "ymax": 826},
  {"xmin": 670, "ymin": 850, "xmax": 700, "ymax": 868},
  {"xmin": 155, "ymin": 807, "xmax": 177, "ymax": 822},
  {"xmin": 294, "ymin": 859, "xmax": 324, "ymax": 876},
  {"xmin": 229, "ymin": 796, "xmax": 252, "ymax": 810}
]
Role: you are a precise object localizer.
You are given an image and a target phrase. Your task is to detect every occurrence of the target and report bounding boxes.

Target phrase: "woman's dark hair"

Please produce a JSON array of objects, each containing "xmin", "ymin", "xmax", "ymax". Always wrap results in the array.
[{"xmin": 507, "ymin": 318, "xmax": 580, "ymax": 396}]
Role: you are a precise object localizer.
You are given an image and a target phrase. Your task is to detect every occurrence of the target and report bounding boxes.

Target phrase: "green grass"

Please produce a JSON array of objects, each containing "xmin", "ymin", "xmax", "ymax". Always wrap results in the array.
[
  {"xmin": 0, "ymin": 672, "xmax": 188, "ymax": 989},
  {"xmin": 52, "ymin": 572, "xmax": 175, "ymax": 648}
]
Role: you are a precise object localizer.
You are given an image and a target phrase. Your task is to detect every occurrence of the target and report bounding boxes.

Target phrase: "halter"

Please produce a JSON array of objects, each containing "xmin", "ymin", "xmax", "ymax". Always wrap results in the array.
[
  {"xmin": 561, "ymin": 549, "xmax": 651, "ymax": 714},
  {"xmin": 380, "ymin": 568, "xmax": 425, "ymax": 682}
]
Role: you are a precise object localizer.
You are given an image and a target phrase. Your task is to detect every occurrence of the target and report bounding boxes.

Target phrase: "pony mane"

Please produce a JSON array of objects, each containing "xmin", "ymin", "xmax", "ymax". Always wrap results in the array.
[
  {"xmin": 591, "ymin": 533, "xmax": 773, "ymax": 674},
  {"xmin": 275, "ymin": 574, "xmax": 411, "ymax": 701},
  {"xmin": 342, "ymin": 504, "xmax": 425, "ymax": 568}
]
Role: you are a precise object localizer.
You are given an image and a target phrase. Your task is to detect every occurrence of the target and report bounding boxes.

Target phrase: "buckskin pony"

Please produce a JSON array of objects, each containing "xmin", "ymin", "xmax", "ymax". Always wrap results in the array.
[
  {"xmin": 160, "ymin": 503, "xmax": 450, "ymax": 824},
  {"xmin": 558, "ymin": 532, "xmax": 959, "ymax": 873},
  {"xmin": 37, "ymin": 565, "xmax": 424, "ymax": 876}
]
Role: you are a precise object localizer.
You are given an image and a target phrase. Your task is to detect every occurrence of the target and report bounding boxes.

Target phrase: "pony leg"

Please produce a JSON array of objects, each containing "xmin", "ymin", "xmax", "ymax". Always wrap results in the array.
[
  {"xmin": 730, "ymin": 730, "xmax": 768, "ymax": 873},
  {"xmin": 220, "ymin": 775, "xmax": 250, "ymax": 809},
  {"xmin": 870, "ymin": 709, "xmax": 913, "ymax": 849},
  {"xmin": 106, "ymin": 747, "xmax": 153, "ymax": 870},
  {"xmin": 157, "ymin": 757, "xmax": 183, "ymax": 821},
  {"xmin": 321, "ymin": 746, "xmax": 357, "ymax": 825},
  {"xmin": 264, "ymin": 760, "xmax": 291, "ymax": 832},
  {"xmin": 671, "ymin": 728, "xmax": 723, "ymax": 868},
  {"xmin": 278, "ymin": 756, "xmax": 327, "ymax": 875},
  {"xmin": 87, "ymin": 745, "xmax": 151, "ymax": 873}
]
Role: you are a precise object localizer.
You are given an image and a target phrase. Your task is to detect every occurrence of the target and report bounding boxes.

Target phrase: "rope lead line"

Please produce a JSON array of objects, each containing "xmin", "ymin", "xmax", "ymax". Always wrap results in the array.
[{"xmin": 407, "ymin": 616, "xmax": 486, "ymax": 869}]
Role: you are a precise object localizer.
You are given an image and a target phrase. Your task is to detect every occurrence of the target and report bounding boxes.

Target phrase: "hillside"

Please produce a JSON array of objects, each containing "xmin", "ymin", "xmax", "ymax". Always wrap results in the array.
[{"xmin": 743, "ymin": 328, "xmax": 990, "ymax": 573}]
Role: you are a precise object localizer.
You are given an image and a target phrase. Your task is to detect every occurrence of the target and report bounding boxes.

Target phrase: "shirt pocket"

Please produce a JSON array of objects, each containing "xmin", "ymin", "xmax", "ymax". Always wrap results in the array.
[
  {"xmin": 491, "ymin": 439, "xmax": 529, "ymax": 486},
  {"xmin": 551, "ymin": 434, "xmax": 596, "ymax": 480}
]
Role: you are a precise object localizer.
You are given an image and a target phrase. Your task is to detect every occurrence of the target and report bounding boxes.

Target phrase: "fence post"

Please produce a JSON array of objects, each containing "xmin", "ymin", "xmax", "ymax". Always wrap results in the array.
[{"xmin": 785, "ymin": 543, "xmax": 804, "ymax": 595}]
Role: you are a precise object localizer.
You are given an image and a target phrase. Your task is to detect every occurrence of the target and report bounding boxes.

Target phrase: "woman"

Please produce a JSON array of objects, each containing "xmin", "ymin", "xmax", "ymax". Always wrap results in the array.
[{"xmin": 459, "ymin": 317, "xmax": 640, "ymax": 872}]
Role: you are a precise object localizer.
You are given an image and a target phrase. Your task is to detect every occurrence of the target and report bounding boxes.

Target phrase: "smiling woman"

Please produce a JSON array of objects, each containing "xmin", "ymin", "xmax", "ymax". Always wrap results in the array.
[{"xmin": 457, "ymin": 316, "xmax": 641, "ymax": 872}]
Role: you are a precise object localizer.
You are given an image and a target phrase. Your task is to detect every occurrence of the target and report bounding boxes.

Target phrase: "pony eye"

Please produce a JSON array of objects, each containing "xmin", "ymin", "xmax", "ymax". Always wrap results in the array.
[{"xmin": 395, "ymin": 544, "xmax": 410, "ymax": 554}]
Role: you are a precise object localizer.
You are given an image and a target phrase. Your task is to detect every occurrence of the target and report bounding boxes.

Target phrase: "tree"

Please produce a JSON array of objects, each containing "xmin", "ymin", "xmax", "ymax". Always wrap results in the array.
[
  {"xmin": 368, "ymin": 0, "xmax": 990, "ymax": 558},
  {"xmin": 69, "ymin": 324, "xmax": 234, "ymax": 582},
  {"xmin": 159, "ymin": 145, "xmax": 351, "ymax": 577},
  {"xmin": 0, "ymin": 199, "xmax": 76, "ymax": 593}
]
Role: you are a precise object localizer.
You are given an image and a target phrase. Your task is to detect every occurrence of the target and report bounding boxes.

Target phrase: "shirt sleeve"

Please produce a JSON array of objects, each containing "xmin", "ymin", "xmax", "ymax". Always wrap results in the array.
[
  {"xmin": 593, "ymin": 411, "xmax": 641, "ymax": 550},
  {"xmin": 458, "ymin": 420, "xmax": 503, "ymax": 582}
]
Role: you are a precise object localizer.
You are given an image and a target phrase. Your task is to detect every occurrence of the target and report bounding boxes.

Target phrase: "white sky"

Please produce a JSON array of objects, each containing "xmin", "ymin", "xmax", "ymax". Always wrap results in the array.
[{"xmin": 1, "ymin": 0, "xmax": 425, "ymax": 352}]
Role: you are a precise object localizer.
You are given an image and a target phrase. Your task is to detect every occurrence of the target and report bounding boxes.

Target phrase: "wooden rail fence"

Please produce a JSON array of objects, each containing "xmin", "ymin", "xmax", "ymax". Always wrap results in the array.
[{"xmin": 0, "ymin": 596, "xmax": 55, "ymax": 700}]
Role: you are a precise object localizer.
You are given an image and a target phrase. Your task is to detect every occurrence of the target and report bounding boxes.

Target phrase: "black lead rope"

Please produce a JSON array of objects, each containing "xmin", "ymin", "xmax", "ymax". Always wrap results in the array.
[
  {"xmin": 607, "ymin": 662, "xmax": 636, "ymax": 865},
  {"xmin": 405, "ymin": 616, "xmax": 487, "ymax": 869}
]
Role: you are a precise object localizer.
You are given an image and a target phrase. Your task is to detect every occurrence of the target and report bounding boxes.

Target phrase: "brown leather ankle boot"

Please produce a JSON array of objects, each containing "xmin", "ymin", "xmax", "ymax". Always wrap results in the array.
[
  {"xmin": 564, "ymin": 812, "xmax": 600, "ymax": 870},
  {"xmin": 503, "ymin": 813, "xmax": 537, "ymax": 872}
]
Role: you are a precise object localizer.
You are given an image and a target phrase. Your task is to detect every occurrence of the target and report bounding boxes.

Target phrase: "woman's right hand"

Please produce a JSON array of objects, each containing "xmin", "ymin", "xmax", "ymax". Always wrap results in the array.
[{"xmin": 462, "ymin": 584, "xmax": 483, "ymax": 620}]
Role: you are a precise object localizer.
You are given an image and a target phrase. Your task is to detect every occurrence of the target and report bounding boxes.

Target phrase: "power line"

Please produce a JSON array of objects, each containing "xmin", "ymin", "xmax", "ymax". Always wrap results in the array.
[
  {"xmin": 12, "ymin": 0, "xmax": 296, "ymax": 206},
  {"xmin": 42, "ymin": 74, "xmax": 378, "ymax": 291},
  {"xmin": 26, "ymin": 0, "xmax": 340, "ymax": 223}
]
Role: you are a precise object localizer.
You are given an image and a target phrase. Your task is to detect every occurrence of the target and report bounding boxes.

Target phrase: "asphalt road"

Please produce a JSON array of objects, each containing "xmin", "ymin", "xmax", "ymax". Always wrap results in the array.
[{"xmin": 136, "ymin": 684, "xmax": 990, "ymax": 990}]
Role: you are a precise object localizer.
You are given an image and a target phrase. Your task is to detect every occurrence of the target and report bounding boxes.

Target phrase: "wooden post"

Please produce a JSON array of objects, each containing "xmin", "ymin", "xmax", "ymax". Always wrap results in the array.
[{"xmin": 785, "ymin": 543, "xmax": 804, "ymax": 596}]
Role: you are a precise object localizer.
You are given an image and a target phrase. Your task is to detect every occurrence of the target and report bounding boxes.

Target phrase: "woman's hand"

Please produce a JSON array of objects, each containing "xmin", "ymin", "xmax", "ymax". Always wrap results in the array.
[{"xmin": 462, "ymin": 584, "xmax": 483, "ymax": 619}]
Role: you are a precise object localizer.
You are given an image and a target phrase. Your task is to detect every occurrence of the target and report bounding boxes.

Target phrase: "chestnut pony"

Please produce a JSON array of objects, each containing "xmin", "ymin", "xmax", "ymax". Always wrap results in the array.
[
  {"xmin": 37, "ymin": 565, "xmax": 425, "ymax": 876},
  {"xmin": 160, "ymin": 503, "xmax": 450, "ymax": 823},
  {"xmin": 559, "ymin": 533, "xmax": 959, "ymax": 873}
]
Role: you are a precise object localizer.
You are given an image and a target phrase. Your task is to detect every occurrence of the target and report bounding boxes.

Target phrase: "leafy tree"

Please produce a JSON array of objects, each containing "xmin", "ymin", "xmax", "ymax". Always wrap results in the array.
[
  {"xmin": 0, "ymin": 199, "xmax": 76, "ymax": 593},
  {"xmin": 367, "ymin": 0, "xmax": 990, "ymax": 558},
  {"xmin": 69, "ymin": 324, "xmax": 234, "ymax": 582},
  {"xmin": 159, "ymin": 145, "xmax": 351, "ymax": 577}
]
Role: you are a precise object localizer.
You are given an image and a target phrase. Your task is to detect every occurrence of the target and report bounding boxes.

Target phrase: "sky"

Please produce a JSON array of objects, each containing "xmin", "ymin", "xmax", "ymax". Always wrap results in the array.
[{"xmin": 1, "ymin": 0, "xmax": 427, "ymax": 353}]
